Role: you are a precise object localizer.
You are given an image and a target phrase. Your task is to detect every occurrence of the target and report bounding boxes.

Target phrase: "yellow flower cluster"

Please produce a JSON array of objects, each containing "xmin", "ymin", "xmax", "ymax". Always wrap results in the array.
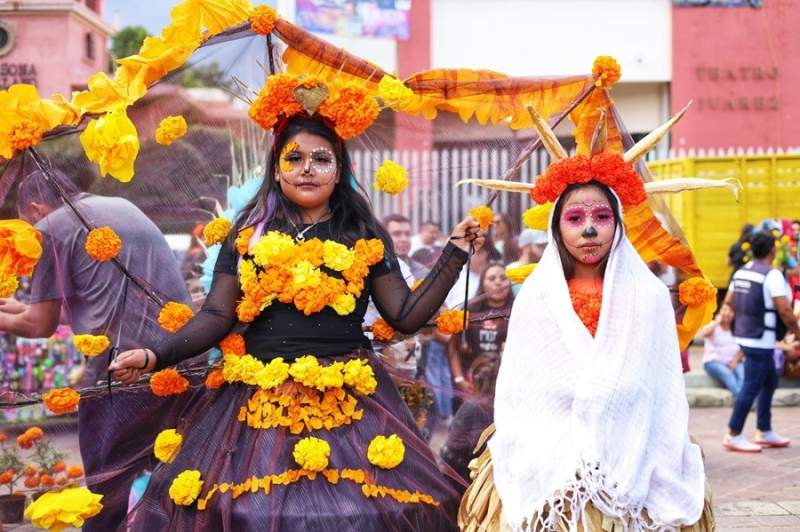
[
  {"xmin": 169, "ymin": 470, "xmax": 204, "ymax": 506},
  {"xmin": 154, "ymin": 428, "xmax": 183, "ymax": 464},
  {"xmin": 373, "ymin": 160, "xmax": 409, "ymax": 195},
  {"xmin": 522, "ymin": 203, "xmax": 552, "ymax": 231},
  {"xmin": 469, "ymin": 205, "xmax": 494, "ymax": 231},
  {"xmin": 378, "ymin": 75, "xmax": 415, "ymax": 112},
  {"xmin": 505, "ymin": 263, "xmax": 536, "ymax": 285},
  {"xmin": 203, "ymin": 217, "xmax": 232, "ymax": 246},
  {"xmin": 592, "ymin": 55, "xmax": 622, "ymax": 89},
  {"xmin": 367, "ymin": 434, "xmax": 405, "ymax": 469},
  {"xmin": 0, "ymin": 275, "xmax": 19, "ymax": 298},
  {"xmin": 237, "ymin": 232, "xmax": 384, "ymax": 320},
  {"xmin": 223, "ymin": 354, "xmax": 377, "ymax": 395},
  {"xmin": 155, "ymin": 115, "xmax": 188, "ymax": 145},
  {"xmin": 293, "ymin": 436, "xmax": 331, "ymax": 472},
  {"xmin": 73, "ymin": 334, "xmax": 110, "ymax": 357},
  {"xmin": 79, "ymin": 109, "xmax": 140, "ymax": 183},
  {"xmin": 24, "ymin": 487, "xmax": 104, "ymax": 530}
]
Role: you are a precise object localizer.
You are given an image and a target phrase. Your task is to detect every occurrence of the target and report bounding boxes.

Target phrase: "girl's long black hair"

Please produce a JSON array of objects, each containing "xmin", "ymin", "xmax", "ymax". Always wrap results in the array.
[
  {"xmin": 234, "ymin": 117, "xmax": 392, "ymax": 252},
  {"xmin": 550, "ymin": 180, "xmax": 622, "ymax": 280}
]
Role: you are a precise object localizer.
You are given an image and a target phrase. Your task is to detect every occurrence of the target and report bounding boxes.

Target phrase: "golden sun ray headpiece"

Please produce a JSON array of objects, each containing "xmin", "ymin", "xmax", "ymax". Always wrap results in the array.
[
  {"xmin": 247, "ymin": 73, "xmax": 380, "ymax": 140},
  {"xmin": 457, "ymin": 102, "xmax": 739, "ymax": 205}
]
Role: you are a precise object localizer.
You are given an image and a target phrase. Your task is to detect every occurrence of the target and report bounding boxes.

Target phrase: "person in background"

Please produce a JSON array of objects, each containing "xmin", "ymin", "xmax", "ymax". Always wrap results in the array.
[
  {"xmin": 411, "ymin": 220, "xmax": 443, "ymax": 257},
  {"xmin": 448, "ymin": 262, "xmax": 513, "ymax": 395},
  {"xmin": 728, "ymin": 223, "xmax": 755, "ymax": 284},
  {"xmin": 440, "ymin": 353, "xmax": 500, "ymax": 482},
  {"xmin": 490, "ymin": 212, "xmax": 520, "ymax": 264},
  {"xmin": 506, "ymin": 229, "xmax": 547, "ymax": 295},
  {"xmin": 777, "ymin": 308, "xmax": 800, "ymax": 379},
  {"xmin": 445, "ymin": 237, "xmax": 501, "ymax": 310},
  {"xmin": 701, "ymin": 304, "xmax": 744, "ymax": 398},
  {"xmin": 723, "ymin": 230, "xmax": 800, "ymax": 452},
  {"xmin": 382, "ymin": 214, "xmax": 428, "ymax": 281}
]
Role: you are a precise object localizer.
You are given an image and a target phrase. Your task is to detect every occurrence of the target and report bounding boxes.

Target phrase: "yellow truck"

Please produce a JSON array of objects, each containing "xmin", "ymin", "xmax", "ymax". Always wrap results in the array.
[{"xmin": 647, "ymin": 153, "xmax": 800, "ymax": 287}]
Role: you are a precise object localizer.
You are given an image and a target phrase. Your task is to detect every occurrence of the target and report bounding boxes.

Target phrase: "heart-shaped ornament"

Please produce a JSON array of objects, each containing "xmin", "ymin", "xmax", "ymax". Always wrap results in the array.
[{"xmin": 294, "ymin": 83, "xmax": 329, "ymax": 116}]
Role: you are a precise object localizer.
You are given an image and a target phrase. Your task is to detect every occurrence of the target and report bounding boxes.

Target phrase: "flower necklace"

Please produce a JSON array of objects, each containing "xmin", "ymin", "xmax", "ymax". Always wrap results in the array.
[{"xmin": 287, "ymin": 210, "xmax": 331, "ymax": 243}]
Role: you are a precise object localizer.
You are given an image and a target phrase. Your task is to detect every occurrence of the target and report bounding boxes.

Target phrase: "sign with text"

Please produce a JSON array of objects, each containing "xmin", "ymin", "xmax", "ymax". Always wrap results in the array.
[
  {"xmin": 0, "ymin": 63, "xmax": 37, "ymax": 89},
  {"xmin": 296, "ymin": 0, "xmax": 411, "ymax": 40}
]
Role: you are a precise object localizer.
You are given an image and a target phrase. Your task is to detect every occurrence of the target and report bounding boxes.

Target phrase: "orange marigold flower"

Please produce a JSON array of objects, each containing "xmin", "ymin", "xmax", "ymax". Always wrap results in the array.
[
  {"xmin": 24, "ymin": 475, "xmax": 40, "ymax": 489},
  {"xmin": 236, "ymin": 297, "xmax": 261, "ymax": 322},
  {"xmin": 0, "ymin": 470, "xmax": 14, "ymax": 484},
  {"xmin": 52, "ymin": 461, "xmax": 66, "ymax": 474},
  {"xmin": 469, "ymin": 205, "xmax": 493, "ymax": 231},
  {"xmin": 354, "ymin": 238, "xmax": 384, "ymax": 266},
  {"xmin": 371, "ymin": 318, "xmax": 395, "ymax": 342},
  {"xmin": 592, "ymin": 55, "xmax": 622, "ymax": 89},
  {"xmin": 436, "ymin": 310, "xmax": 468, "ymax": 335},
  {"xmin": 67, "ymin": 465, "xmax": 84, "ymax": 479},
  {"xmin": 248, "ymin": 74, "xmax": 302, "ymax": 131},
  {"xmin": 298, "ymin": 238, "xmax": 325, "ymax": 267},
  {"xmin": 17, "ymin": 426, "xmax": 44, "ymax": 448},
  {"xmin": 219, "ymin": 333, "xmax": 246, "ymax": 357},
  {"xmin": 318, "ymin": 80, "xmax": 380, "ymax": 140},
  {"xmin": 42, "ymin": 388, "xmax": 80, "ymax": 415},
  {"xmin": 569, "ymin": 286, "xmax": 602, "ymax": 337},
  {"xmin": 9, "ymin": 119, "xmax": 45, "ymax": 152},
  {"xmin": 678, "ymin": 277, "xmax": 717, "ymax": 307},
  {"xmin": 150, "ymin": 368, "xmax": 189, "ymax": 397},
  {"xmin": 205, "ymin": 369, "xmax": 225, "ymax": 389},
  {"xmin": 250, "ymin": 5, "xmax": 278, "ymax": 35},
  {"xmin": 85, "ymin": 226, "xmax": 122, "ymax": 261},
  {"xmin": 236, "ymin": 226, "xmax": 255, "ymax": 255},
  {"xmin": 158, "ymin": 302, "xmax": 194, "ymax": 333},
  {"xmin": 40, "ymin": 474, "xmax": 54, "ymax": 487}
]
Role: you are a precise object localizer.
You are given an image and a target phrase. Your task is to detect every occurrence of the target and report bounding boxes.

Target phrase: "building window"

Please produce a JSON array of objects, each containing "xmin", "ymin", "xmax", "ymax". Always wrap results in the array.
[
  {"xmin": 0, "ymin": 20, "xmax": 15, "ymax": 58},
  {"xmin": 85, "ymin": 33, "xmax": 94, "ymax": 60}
]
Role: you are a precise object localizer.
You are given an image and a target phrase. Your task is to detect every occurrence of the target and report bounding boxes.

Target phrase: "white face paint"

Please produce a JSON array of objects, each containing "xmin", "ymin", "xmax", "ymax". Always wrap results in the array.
[{"xmin": 276, "ymin": 131, "xmax": 341, "ymax": 212}]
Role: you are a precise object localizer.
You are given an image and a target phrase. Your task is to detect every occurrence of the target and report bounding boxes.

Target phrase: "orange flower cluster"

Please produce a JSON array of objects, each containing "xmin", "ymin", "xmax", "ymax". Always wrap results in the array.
[
  {"xmin": 219, "ymin": 333, "xmax": 246, "ymax": 357},
  {"xmin": 250, "ymin": 5, "xmax": 278, "ymax": 35},
  {"xmin": 318, "ymin": 80, "xmax": 381, "ymax": 140},
  {"xmin": 158, "ymin": 301, "xmax": 194, "ymax": 333},
  {"xmin": 569, "ymin": 287, "xmax": 602, "ymax": 337},
  {"xmin": 592, "ymin": 55, "xmax": 622, "ymax": 89},
  {"xmin": 531, "ymin": 153, "xmax": 646, "ymax": 207},
  {"xmin": 150, "ymin": 368, "xmax": 189, "ymax": 397},
  {"xmin": 469, "ymin": 205, "xmax": 493, "ymax": 231},
  {"xmin": 238, "ymin": 382, "xmax": 363, "ymax": 435},
  {"xmin": 237, "ymin": 233, "xmax": 383, "ymax": 321},
  {"xmin": 84, "ymin": 226, "xmax": 122, "ymax": 261},
  {"xmin": 0, "ymin": 470, "xmax": 13, "ymax": 484},
  {"xmin": 21, "ymin": 462, "xmax": 83, "ymax": 490},
  {"xmin": 205, "ymin": 369, "xmax": 225, "ymax": 390},
  {"xmin": 236, "ymin": 227, "xmax": 255, "ymax": 255},
  {"xmin": 678, "ymin": 276, "xmax": 717, "ymax": 307},
  {"xmin": 248, "ymin": 74, "xmax": 303, "ymax": 130},
  {"xmin": 436, "ymin": 310, "xmax": 468, "ymax": 335},
  {"xmin": 371, "ymin": 318, "xmax": 395, "ymax": 342},
  {"xmin": 0, "ymin": 220, "xmax": 42, "ymax": 279},
  {"xmin": 42, "ymin": 387, "xmax": 80, "ymax": 415},
  {"xmin": 196, "ymin": 467, "xmax": 438, "ymax": 510},
  {"xmin": 17, "ymin": 426, "xmax": 44, "ymax": 449}
]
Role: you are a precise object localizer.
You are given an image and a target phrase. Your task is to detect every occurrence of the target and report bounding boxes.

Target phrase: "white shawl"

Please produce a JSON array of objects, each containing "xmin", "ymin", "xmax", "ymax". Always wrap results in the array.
[{"xmin": 489, "ymin": 215, "xmax": 705, "ymax": 531}]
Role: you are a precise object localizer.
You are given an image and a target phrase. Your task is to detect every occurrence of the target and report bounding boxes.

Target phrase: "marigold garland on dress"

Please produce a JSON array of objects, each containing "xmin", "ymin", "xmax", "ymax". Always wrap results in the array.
[
  {"xmin": 293, "ymin": 436, "xmax": 330, "ymax": 472},
  {"xmin": 154, "ymin": 429, "xmax": 183, "ymax": 464},
  {"xmin": 158, "ymin": 301, "xmax": 194, "ymax": 333},
  {"xmin": 568, "ymin": 284, "xmax": 602, "ymax": 337},
  {"xmin": 371, "ymin": 318, "xmax": 395, "ymax": 342},
  {"xmin": 219, "ymin": 332, "xmax": 246, "ymax": 356},
  {"xmin": 72, "ymin": 334, "xmax": 110, "ymax": 357},
  {"xmin": 203, "ymin": 217, "xmax": 232, "ymax": 246},
  {"xmin": 42, "ymin": 387, "xmax": 80, "ymax": 415},
  {"xmin": 150, "ymin": 368, "xmax": 190, "ymax": 396},
  {"xmin": 436, "ymin": 309, "xmax": 468, "ymax": 335},
  {"xmin": 169, "ymin": 470, "xmax": 204, "ymax": 506},
  {"xmin": 367, "ymin": 434, "xmax": 405, "ymax": 469}
]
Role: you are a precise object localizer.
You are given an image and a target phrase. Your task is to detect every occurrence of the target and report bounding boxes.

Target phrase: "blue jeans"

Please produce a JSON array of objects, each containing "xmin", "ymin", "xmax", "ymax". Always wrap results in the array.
[
  {"xmin": 728, "ymin": 346, "xmax": 778, "ymax": 434},
  {"xmin": 704, "ymin": 361, "xmax": 745, "ymax": 397},
  {"xmin": 424, "ymin": 341, "xmax": 453, "ymax": 419}
]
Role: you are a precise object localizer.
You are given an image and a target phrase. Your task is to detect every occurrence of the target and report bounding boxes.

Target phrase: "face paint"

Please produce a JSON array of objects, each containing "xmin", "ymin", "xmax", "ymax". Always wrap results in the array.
[
  {"xmin": 560, "ymin": 202, "xmax": 615, "ymax": 230},
  {"xmin": 279, "ymin": 144, "xmax": 338, "ymax": 182},
  {"xmin": 558, "ymin": 189, "xmax": 617, "ymax": 270}
]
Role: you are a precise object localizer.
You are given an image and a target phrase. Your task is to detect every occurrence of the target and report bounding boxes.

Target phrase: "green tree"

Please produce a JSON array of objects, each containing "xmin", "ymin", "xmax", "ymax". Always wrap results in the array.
[
  {"xmin": 180, "ymin": 62, "xmax": 231, "ymax": 89},
  {"xmin": 111, "ymin": 26, "xmax": 149, "ymax": 60}
]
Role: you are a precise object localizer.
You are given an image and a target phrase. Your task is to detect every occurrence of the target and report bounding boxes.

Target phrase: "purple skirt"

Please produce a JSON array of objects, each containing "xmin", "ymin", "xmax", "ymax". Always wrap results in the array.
[{"xmin": 126, "ymin": 351, "xmax": 463, "ymax": 531}]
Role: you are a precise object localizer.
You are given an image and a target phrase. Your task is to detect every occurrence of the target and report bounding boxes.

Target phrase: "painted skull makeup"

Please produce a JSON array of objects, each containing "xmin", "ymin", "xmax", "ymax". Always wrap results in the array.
[
  {"xmin": 560, "ymin": 201, "xmax": 615, "ymax": 230},
  {"xmin": 279, "ymin": 144, "xmax": 338, "ymax": 182}
]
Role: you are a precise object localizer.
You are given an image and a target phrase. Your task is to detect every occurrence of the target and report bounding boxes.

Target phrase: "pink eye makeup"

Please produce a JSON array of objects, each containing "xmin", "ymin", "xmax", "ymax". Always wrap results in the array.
[{"xmin": 560, "ymin": 203, "xmax": 615, "ymax": 228}]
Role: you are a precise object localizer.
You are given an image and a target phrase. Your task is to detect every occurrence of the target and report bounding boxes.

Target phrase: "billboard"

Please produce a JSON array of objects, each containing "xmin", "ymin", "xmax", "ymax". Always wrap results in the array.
[{"xmin": 296, "ymin": 0, "xmax": 412, "ymax": 40}]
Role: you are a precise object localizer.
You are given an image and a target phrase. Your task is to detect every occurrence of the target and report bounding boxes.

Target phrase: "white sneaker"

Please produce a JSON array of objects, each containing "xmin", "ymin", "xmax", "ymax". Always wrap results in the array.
[
  {"xmin": 755, "ymin": 430, "xmax": 791, "ymax": 448},
  {"xmin": 722, "ymin": 434, "xmax": 762, "ymax": 453}
]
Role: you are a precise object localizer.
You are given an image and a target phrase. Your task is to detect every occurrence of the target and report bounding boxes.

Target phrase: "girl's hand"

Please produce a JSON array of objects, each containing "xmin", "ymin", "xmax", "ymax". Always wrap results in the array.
[
  {"xmin": 449, "ymin": 216, "xmax": 485, "ymax": 253},
  {"xmin": 108, "ymin": 349, "xmax": 157, "ymax": 384}
]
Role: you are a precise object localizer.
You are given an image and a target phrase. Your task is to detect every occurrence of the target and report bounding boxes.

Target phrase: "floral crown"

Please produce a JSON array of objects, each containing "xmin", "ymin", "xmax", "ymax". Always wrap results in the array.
[{"xmin": 248, "ymin": 73, "xmax": 380, "ymax": 141}]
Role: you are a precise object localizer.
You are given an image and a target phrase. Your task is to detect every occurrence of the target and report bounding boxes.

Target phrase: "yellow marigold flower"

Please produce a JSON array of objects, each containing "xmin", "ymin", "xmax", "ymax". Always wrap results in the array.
[
  {"xmin": 505, "ymin": 263, "xmax": 536, "ymax": 285},
  {"xmin": 367, "ymin": 434, "xmax": 405, "ymax": 469},
  {"xmin": 316, "ymin": 362, "xmax": 345, "ymax": 391},
  {"xmin": 85, "ymin": 226, "xmax": 122, "ymax": 261},
  {"xmin": 740, "ymin": 242, "xmax": 751, "ymax": 251},
  {"xmin": 292, "ymin": 436, "xmax": 330, "ymax": 472},
  {"xmin": 373, "ymin": 159, "xmax": 409, "ymax": 196},
  {"xmin": 592, "ymin": 55, "xmax": 622, "ymax": 89},
  {"xmin": 250, "ymin": 4, "xmax": 279, "ymax": 35},
  {"xmin": 522, "ymin": 203, "xmax": 552, "ymax": 231},
  {"xmin": 236, "ymin": 226, "xmax": 255, "ymax": 255},
  {"xmin": 343, "ymin": 359, "xmax": 377, "ymax": 395},
  {"xmin": 678, "ymin": 277, "xmax": 717, "ymax": 307},
  {"xmin": 73, "ymin": 334, "xmax": 110, "ymax": 357},
  {"xmin": 254, "ymin": 357, "xmax": 290, "ymax": 389},
  {"xmin": 291, "ymin": 260, "xmax": 323, "ymax": 289},
  {"xmin": 331, "ymin": 293, "xmax": 356, "ymax": 316},
  {"xmin": 203, "ymin": 217, "xmax": 232, "ymax": 246},
  {"xmin": 436, "ymin": 309, "xmax": 468, "ymax": 334},
  {"xmin": 222, "ymin": 354, "xmax": 263, "ymax": 386},
  {"xmin": 252, "ymin": 231, "xmax": 295, "ymax": 267},
  {"xmin": 289, "ymin": 355, "xmax": 322, "ymax": 388},
  {"xmin": 469, "ymin": 205, "xmax": 493, "ymax": 231},
  {"xmin": 781, "ymin": 234, "xmax": 791, "ymax": 243},
  {"xmin": 168, "ymin": 470, "xmax": 203, "ymax": 506},
  {"xmin": 79, "ymin": 109, "xmax": 140, "ymax": 183},
  {"xmin": 323, "ymin": 240, "xmax": 356, "ymax": 271},
  {"xmin": 378, "ymin": 76, "xmax": 414, "ymax": 111},
  {"xmin": 0, "ymin": 275, "xmax": 19, "ymax": 297},
  {"xmin": 42, "ymin": 387, "xmax": 80, "ymax": 415},
  {"xmin": 155, "ymin": 115, "xmax": 188, "ymax": 146},
  {"xmin": 158, "ymin": 302, "xmax": 194, "ymax": 333},
  {"xmin": 239, "ymin": 259, "xmax": 258, "ymax": 292},
  {"xmin": 236, "ymin": 296, "xmax": 263, "ymax": 322},
  {"xmin": 154, "ymin": 429, "xmax": 183, "ymax": 464},
  {"xmin": 24, "ymin": 486, "xmax": 103, "ymax": 530}
]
